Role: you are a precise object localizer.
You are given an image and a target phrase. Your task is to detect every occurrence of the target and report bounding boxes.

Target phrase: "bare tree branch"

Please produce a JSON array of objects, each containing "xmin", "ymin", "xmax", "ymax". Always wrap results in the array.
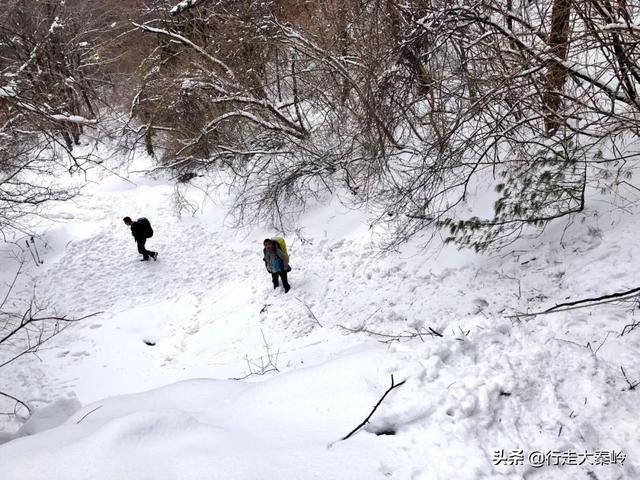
[{"xmin": 341, "ymin": 374, "xmax": 406, "ymax": 441}]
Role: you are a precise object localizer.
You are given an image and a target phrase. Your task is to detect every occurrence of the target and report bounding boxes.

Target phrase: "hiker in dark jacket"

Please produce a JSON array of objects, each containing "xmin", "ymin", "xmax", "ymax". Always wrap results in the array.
[
  {"xmin": 123, "ymin": 216, "xmax": 158, "ymax": 261},
  {"xmin": 263, "ymin": 239, "xmax": 290, "ymax": 292}
]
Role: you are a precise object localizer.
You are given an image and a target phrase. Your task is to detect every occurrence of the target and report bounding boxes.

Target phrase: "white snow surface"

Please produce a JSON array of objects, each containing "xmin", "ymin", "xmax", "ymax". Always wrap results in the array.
[{"xmin": 1, "ymin": 157, "xmax": 640, "ymax": 479}]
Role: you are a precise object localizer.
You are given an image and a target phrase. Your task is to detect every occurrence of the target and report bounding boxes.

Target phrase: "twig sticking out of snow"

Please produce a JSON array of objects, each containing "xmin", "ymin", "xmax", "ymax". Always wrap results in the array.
[
  {"xmin": 620, "ymin": 366, "xmax": 640, "ymax": 391},
  {"xmin": 341, "ymin": 374, "xmax": 406, "ymax": 441},
  {"xmin": 230, "ymin": 330, "xmax": 280, "ymax": 380},
  {"xmin": 76, "ymin": 405, "xmax": 103, "ymax": 424},
  {"xmin": 621, "ymin": 319, "xmax": 640, "ymax": 336}
]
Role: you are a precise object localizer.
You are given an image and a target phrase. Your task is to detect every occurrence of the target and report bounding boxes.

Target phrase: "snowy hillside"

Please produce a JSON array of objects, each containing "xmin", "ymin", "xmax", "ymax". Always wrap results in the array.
[{"xmin": 1, "ymin": 163, "xmax": 640, "ymax": 480}]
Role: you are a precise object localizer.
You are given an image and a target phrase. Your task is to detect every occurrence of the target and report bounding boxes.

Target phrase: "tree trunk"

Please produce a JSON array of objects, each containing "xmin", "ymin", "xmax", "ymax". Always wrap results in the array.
[{"xmin": 543, "ymin": 0, "xmax": 572, "ymax": 135}]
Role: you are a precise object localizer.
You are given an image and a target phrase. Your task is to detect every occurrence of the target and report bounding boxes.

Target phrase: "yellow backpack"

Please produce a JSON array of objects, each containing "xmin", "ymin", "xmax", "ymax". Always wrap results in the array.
[{"xmin": 273, "ymin": 237, "xmax": 289, "ymax": 258}]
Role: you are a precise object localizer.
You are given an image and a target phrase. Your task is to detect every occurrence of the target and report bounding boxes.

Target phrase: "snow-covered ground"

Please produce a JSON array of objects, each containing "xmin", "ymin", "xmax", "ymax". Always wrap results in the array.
[{"xmin": 1, "ymin": 157, "xmax": 639, "ymax": 479}]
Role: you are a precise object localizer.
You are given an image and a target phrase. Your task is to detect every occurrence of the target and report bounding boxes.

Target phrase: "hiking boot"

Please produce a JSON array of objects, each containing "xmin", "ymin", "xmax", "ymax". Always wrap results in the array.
[
  {"xmin": 152, "ymin": 252, "xmax": 158, "ymax": 261},
  {"xmin": 273, "ymin": 283, "xmax": 279, "ymax": 289},
  {"xmin": 284, "ymin": 284, "xmax": 291, "ymax": 293},
  {"xmin": 140, "ymin": 258, "xmax": 150, "ymax": 262}
]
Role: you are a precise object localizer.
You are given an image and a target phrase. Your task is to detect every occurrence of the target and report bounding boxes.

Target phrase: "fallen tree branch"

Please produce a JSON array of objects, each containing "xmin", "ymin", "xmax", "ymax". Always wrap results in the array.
[
  {"xmin": 341, "ymin": 374, "xmax": 406, "ymax": 441},
  {"xmin": 0, "ymin": 390, "xmax": 31, "ymax": 415},
  {"xmin": 295, "ymin": 297, "xmax": 323, "ymax": 327},
  {"xmin": 337, "ymin": 324, "xmax": 442, "ymax": 342},
  {"xmin": 543, "ymin": 287, "xmax": 640, "ymax": 314},
  {"xmin": 508, "ymin": 287, "xmax": 640, "ymax": 319}
]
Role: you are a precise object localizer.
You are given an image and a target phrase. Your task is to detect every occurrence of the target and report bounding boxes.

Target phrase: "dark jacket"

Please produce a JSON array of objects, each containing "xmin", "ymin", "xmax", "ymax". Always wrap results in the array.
[
  {"xmin": 130, "ymin": 219, "xmax": 148, "ymax": 241},
  {"xmin": 263, "ymin": 244, "xmax": 289, "ymax": 273}
]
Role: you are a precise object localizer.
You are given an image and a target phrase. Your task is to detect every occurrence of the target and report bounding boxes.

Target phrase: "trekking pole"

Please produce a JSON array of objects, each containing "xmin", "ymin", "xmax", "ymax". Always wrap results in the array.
[
  {"xmin": 25, "ymin": 240, "xmax": 39, "ymax": 267},
  {"xmin": 30, "ymin": 237, "xmax": 43, "ymax": 264}
]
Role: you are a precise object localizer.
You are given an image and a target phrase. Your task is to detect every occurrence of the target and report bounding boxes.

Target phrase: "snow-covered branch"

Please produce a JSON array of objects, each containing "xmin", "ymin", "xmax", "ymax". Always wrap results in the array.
[{"xmin": 133, "ymin": 22, "xmax": 237, "ymax": 82}]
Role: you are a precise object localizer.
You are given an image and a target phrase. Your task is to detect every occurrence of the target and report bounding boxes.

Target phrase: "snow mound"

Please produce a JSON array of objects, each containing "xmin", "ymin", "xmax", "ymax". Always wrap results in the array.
[{"xmin": 0, "ymin": 350, "xmax": 400, "ymax": 480}]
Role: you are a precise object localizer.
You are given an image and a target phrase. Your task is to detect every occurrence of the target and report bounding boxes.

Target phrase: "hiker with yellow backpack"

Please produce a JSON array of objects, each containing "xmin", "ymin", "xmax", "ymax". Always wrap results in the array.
[{"xmin": 263, "ymin": 237, "xmax": 291, "ymax": 293}]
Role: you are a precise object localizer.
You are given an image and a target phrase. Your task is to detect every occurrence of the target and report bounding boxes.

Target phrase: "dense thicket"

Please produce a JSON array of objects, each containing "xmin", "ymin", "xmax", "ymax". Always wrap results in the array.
[
  {"xmin": 0, "ymin": 0, "xmax": 147, "ymax": 235},
  {"xmin": 2, "ymin": 0, "xmax": 640, "ymax": 249}
]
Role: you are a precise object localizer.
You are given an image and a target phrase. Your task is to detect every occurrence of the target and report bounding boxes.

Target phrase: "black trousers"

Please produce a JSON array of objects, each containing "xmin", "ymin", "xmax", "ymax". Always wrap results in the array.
[
  {"xmin": 271, "ymin": 271, "xmax": 290, "ymax": 290},
  {"xmin": 136, "ymin": 238, "xmax": 156, "ymax": 260}
]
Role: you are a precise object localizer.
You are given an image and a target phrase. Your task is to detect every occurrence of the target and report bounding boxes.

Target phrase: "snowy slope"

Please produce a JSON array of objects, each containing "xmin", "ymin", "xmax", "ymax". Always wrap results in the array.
[{"xmin": 1, "ymin": 162, "xmax": 639, "ymax": 479}]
